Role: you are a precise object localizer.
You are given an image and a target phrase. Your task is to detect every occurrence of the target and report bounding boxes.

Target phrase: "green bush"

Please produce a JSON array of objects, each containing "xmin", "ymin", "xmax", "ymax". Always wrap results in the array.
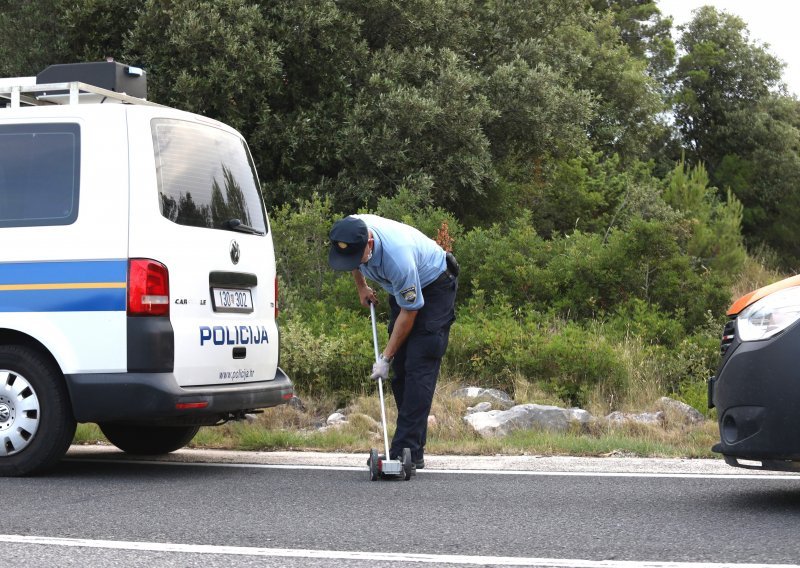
[
  {"xmin": 456, "ymin": 213, "xmax": 730, "ymax": 328},
  {"xmin": 447, "ymin": 296, "xmax": 625, "ymax": 407},
  {"xmin": 280, "ymin": 309, "xmax": 382, "ymax": 401},
  {"xmin": 606, "ymin": 299, "xmax": 686, "ymax": 348},
  {"xmin": 270, "ymin": 192, "xmax": 731, "ymax": 413},
  {"xmin": 271, "ymin": 194, "xmax": 339, "ymax": 304},
  {"xmin": 373, "ymin": 188, "xmax": 464, "ymax": 244},
  {"xmin": 454, "ymin": 212, "xmax": 552, "ymax": 307},
  {"xmin": 535, "ymin": 323, "xmax": 626, "ymax": 407}
]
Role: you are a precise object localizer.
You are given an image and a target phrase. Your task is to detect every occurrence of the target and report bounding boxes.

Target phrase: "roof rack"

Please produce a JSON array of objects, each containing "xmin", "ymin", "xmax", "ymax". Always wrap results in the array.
[{"xmin": 0, "ymin": 80, "xmax": 163, "ymax": 108}]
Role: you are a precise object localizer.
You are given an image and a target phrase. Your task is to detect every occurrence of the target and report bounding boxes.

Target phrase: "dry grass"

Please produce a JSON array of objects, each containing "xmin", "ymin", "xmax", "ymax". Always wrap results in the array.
[
  {"xmin": 581, "ymin": 336, "xmax": 668, "ymax": 416},
  {"xmin": 730, "ymin": 251, "xmax": 788, "ymax": 303}
]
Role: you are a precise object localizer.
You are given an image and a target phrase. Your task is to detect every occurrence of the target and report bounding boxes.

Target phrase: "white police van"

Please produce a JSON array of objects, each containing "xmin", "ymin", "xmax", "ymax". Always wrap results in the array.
[{"xmin": 0, "ymin": 62, "xmax": 292, "ymax": 476}]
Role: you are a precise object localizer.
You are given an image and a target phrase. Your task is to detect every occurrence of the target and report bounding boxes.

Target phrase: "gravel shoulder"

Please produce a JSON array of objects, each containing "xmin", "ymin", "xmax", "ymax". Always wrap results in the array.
[{"xmin": 66, "ymin": 445, "xmax": 789, "ymax": 476}]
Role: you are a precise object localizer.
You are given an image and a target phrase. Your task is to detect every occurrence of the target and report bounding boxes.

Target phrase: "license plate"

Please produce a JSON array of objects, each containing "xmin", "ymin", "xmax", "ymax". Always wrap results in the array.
[{"xmin": 212, "ymin": 288, "xmax": 253, "ymax": 313}]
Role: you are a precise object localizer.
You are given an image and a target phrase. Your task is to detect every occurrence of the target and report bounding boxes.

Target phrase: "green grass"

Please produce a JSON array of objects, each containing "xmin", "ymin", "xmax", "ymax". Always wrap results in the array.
[{"xmin": 73, "ymin": 422, "xmax": 105, "ymax": 444}]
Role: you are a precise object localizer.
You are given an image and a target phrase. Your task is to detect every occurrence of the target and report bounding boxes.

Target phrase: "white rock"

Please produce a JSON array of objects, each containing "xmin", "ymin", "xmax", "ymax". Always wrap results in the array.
[
  {"xmin": 464, "ymin": 403, "xmax": 591, "ymax": 437},
  {"xmin": 605, "ymin": 411, "xmax": 664, "ymax": 425},
  {"xmin": 427, "ymin": 415, "xmax": 438, "ymax": 428},
  {"xmin": 466, "ymin": 401, "xmax": 493, "ymax": 414},
  {"xmin": 657, "ymin": 397, "xmax": 705, "ymax": 424},
  {"xmin": 568, "ymin": 408, "xmax": 593, "ymax": 426},
  {"xmin": 453, "ymin": 387, "xmax": 514, "ymax": 409},
  {"xmin": 326, "ymin": 412, "xmax": 347, "ymax": 426}
]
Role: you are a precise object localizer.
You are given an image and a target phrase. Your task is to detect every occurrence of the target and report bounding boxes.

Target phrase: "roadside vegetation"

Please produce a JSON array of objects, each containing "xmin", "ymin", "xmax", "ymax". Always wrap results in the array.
[
  {"xmin": 74, "ymin": 387, "xmax": 721, "ymax": 458},
  {"xmin": 12, "ymin": 1, "xmax": 796, "ymax": 457}
]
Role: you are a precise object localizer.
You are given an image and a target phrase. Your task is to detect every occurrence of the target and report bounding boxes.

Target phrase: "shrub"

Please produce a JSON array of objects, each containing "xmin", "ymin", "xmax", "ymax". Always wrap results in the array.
[
  {"xmin": 373, "ymin": 188, "xmax": 464, "ymax": 243},
  {"xmin": 446, "ymin": 296, "xmax": 626, "ymax": 407},
  {"xmin": 280, "ymin": 310, "xmax": 380, "ymax": 402},
  {"xmin": 534, "ymin": 322, "xmax": 626, "ymax": 407},
  {"xmin": 606, "ymin": 299, "xmax": 685, "ymax": 348},
  {"xmin": 454, "ymin": 212, "xmax": 552, "ymax": 307},
  {"xmin": 271, "ymin": 194, "xmax": 338, "ymax": 303}
]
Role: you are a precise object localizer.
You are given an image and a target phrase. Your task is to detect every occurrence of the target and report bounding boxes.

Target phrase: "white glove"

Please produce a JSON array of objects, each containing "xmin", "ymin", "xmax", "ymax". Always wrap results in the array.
[{"xmin": 370, "ymin": 355, "xmax": 392, "ymax": 380}]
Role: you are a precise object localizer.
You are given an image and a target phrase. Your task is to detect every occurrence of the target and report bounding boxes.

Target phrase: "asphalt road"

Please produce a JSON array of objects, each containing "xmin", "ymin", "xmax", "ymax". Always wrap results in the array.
[{"xmin": 4, "ymin": 448, "xmax": 800, "ymax": 567}]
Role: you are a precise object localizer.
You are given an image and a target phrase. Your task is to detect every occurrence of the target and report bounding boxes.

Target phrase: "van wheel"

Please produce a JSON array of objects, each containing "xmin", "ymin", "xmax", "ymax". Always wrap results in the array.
[
  {"xmin": 99, "ymin": 423, "xmax": 200, "ymax": 455},
  {"xmin": 0, "ymin": 345, "xmax": 76, "ymax": 477}
]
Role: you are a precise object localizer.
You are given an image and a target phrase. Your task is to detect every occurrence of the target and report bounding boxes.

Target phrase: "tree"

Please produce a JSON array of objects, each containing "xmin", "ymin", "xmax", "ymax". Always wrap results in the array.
[
  {"xmin": 673, "ymin": 6, "xmax": 784, "ymax": 169},
  {"xmin": 0, "ymin": 0, "xmax": 144, "ymax": 77},
  {"xmin": 125, "ymin": 0, "xmax": 281, "ymax": 135},
  {"xmin": 673, "ymin": 7, "xmax": 800, "ymax": 264},
  {"xmin": 663, "ymin": 160, "xmax": 746, "ymax": 274},
  {"xmin": 589, "ymin": 0, "xmax": 676, "ymax": 87}
]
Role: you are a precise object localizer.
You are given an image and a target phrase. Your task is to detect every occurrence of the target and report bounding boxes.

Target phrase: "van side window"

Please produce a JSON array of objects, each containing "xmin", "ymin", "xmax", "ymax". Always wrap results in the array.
[
  {"xmin": 152, "ymin": 119, "xmax": 267, "ymax": 234},
  {"xmin": 0, "ymin": 123, "xmax": 80, "ymax": 227}
]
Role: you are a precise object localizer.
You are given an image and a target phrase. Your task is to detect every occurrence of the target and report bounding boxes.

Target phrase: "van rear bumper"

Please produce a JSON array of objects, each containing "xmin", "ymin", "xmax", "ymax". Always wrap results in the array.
[{"xmin": 65, "ymin": 368, "xmax": 293, "ymax": 425}]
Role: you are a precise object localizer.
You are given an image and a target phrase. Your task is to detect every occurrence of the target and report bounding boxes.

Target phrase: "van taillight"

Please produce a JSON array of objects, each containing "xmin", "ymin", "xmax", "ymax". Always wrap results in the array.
[
  {"xmin": 128, "ymin": 259, "xmax": 170, "ymax": 316},
  {"xmin": 274, "ymin": 277, "xmax": 279, "ymax": 319}
]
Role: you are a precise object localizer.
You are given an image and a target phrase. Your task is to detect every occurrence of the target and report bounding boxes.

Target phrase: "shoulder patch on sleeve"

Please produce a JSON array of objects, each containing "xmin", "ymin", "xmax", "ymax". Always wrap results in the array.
[{"xmin": 400, "ymin": 286, "xmax": 417, "ymax": 303}]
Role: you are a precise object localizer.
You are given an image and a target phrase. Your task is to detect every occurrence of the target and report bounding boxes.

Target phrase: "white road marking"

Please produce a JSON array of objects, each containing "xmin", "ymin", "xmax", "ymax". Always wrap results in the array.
[
  {"xmin": 64, "ymin": 457, "xmax": 800, "ymax": 480},
  {"xmin": 0, "ymin": 534, "xmax": 796, "ymax": 567}
]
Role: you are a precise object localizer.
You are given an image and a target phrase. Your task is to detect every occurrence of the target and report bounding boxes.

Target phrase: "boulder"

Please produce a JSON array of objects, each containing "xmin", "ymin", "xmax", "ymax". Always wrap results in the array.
[
  {"xmin": 567, "ymin": 408, "xmax": 593, "ymax": 426},
  {"xmin": 657, "ymin": 397, "xmax": 706, "ymax": 425},
  {"xmin": 605, "ymin": 411, "xmax": 664, "ymax": 426},
  {"xmin": 464, "ymin": 403, "xmax": 591, "ymax": 437},
  {"xmin": 326, "ymin": 412, "xmax": 347, "ymax": 426},
  {"xmin": 318, "ymin": 411, "xmax": 350, "ymax": 432},
  {"xmin": 453, "ymin": 387, "xmax": 514, "ymax": 409},
  {"xmin": 466, "ymin": 401, "xmax": 493, "ymax": 415}
]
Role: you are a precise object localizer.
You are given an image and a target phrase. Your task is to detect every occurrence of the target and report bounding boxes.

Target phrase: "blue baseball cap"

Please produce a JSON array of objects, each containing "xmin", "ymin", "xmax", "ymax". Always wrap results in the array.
[{"xmin": 328, "ymin": 216, "xmax": 369, "ymax": 271}]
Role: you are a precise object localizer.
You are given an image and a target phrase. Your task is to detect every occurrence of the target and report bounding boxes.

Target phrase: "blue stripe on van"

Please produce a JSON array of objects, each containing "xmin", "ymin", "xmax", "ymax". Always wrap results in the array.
[
  {"xmin": 0, "ymin": 260, "xmax": 127, "ymax": 285},
  {"xmin": 0, "ymin": 260, "xmax": 127, "ymax": 312}
]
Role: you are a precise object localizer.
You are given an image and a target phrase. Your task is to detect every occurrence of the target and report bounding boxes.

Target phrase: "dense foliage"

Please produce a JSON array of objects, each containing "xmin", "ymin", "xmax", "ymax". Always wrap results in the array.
[{"xmin": 2, "ymin": 1, "xmax": 795, "ymax": 410}]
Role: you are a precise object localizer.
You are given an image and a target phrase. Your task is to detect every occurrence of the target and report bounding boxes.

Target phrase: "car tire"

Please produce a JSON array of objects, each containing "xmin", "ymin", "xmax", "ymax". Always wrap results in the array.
[
  {"xmin": 0, "ymin": 345, "xmax": 76, "ymax": 477},
  {"xmin": 99, "ymin": 423, "xmax": 200, "ymax": 455}
]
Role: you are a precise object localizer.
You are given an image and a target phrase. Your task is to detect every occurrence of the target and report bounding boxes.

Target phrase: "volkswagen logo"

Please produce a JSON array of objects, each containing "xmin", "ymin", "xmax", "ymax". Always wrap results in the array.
[
  {"xmin": 0, "ymin": 403, "xmax": 10, "ymax": 424},
  {"xmin": 230, "ymin": 240, "xmax": 241, "ymax": 265}
]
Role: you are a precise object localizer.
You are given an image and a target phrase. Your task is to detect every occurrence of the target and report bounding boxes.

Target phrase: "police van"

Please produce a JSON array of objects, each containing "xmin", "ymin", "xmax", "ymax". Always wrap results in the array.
[{"xmin": 0, "ymin": 62, "xmax": 292, "ymax": 476}]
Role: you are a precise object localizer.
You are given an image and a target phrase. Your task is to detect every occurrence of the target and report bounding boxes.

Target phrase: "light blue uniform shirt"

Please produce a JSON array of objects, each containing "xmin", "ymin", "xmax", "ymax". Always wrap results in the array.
[{"xmin": 354, "ymin": 214, "xmax": 447, "ymax": 311}]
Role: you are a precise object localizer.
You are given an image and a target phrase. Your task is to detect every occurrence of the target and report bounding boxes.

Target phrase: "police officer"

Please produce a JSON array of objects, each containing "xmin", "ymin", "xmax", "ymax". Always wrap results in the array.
[{"xmin": 328, "ymin": 214, "xmax": 458, "ymax": 471}]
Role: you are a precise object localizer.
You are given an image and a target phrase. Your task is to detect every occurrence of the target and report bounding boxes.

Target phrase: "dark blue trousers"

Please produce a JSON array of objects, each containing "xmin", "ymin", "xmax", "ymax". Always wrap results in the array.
[{"xmin": 388, "ymin": 272, "xmax": 457, "ymax": 461}]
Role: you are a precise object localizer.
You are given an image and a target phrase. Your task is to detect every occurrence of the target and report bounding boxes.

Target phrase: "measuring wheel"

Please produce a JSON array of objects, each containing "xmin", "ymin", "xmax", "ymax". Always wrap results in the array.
[{"xmin": 369, "ymin": 448, "xmax": 380, "ymax": 481}]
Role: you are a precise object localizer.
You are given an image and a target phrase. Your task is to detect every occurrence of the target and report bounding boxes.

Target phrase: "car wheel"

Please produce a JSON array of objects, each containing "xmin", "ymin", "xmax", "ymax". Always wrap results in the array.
[
  {"xmin": 0, "ymin": 345, "xmax": 76, "ymax": 477},
  {"xmin": 99, "ymin": 423, "xmax": 200, "ymax": 455}
]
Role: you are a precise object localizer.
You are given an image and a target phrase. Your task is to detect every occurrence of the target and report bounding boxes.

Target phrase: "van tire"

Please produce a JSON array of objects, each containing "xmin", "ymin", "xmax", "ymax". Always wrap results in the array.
[
  {"xmin": 0, "ymin": 345, "xmax": 76, "ymax": 477},
  {"xmin": 99, "ymin": 423, "xmax": 200, "ymax": 455}
]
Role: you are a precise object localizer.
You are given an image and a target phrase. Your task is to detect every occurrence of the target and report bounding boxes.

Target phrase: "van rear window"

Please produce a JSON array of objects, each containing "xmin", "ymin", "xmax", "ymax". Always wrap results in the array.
[
  {"xmin": 152, "ymin": 119, "xmax": 267, "ymax": 233},
  {"xmin": 0, "ymin": 123, "xmax": 80, "ymax": 227}
]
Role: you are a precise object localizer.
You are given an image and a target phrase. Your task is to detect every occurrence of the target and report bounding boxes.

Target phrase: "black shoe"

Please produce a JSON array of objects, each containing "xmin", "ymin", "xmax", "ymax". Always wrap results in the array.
[{"xmin": 414, "ymin": 458, "xmax": 425, "ymax": 470}]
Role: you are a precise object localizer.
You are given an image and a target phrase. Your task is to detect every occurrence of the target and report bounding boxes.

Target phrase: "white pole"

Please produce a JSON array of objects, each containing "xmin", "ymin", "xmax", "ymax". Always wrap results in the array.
[{"xmin": 370, "ymin": 303, "xmax": 391, "ymax": 459}]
